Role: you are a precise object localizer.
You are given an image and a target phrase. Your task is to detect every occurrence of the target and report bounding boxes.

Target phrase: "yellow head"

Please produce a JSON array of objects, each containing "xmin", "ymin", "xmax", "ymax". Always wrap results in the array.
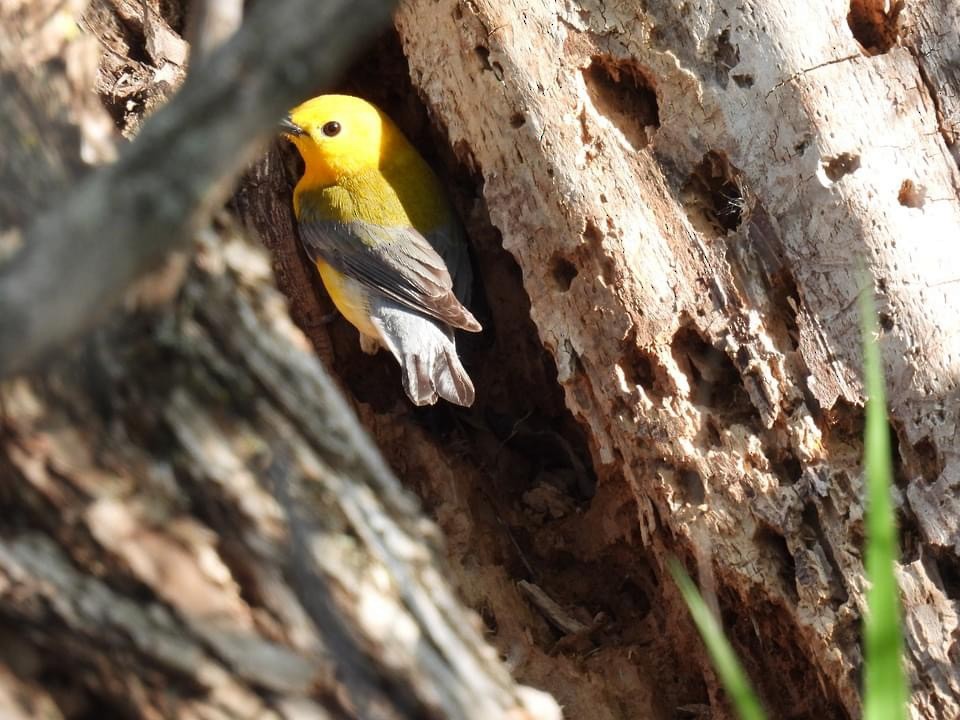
[{"xmin": 280, "ymin": 94, "xmax": 402, "ymax": 187}]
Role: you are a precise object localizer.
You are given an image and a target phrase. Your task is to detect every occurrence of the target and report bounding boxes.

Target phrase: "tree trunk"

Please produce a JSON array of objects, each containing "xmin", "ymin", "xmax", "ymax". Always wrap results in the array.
[
  {"xmin": 3, "ymin": 0, "xmax": 960, "ymax": 719},
  {"xmin": 0, "ymin": 2, "xmax": 558, "ymax": 719},
  {"xmin": 383, "ymin": 1, "xmax": 960, "ymax": 718},
  {"xmin": 246, "ymin": 1, "xmax": 960, "ymax": 718}
]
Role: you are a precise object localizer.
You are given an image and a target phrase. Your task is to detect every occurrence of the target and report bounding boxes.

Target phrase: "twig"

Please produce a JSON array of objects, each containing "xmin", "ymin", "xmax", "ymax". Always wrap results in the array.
[{"xmin": 518, "ymin": 580, "xmax": 588, "ymax": 635}]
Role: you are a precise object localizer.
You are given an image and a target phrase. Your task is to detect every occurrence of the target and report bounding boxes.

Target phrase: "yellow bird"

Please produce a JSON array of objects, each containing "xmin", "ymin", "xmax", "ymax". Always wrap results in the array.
[{"xmin": 280, "ymin": 94, "xmax": 481, "ymax": 406}]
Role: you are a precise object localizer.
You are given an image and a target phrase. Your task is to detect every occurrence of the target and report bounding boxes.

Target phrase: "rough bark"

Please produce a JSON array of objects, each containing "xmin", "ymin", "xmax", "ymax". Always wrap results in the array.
[
  {"xmin": 244, "ymin": 1, "xmax": 960, "ymax": 718},
  {"xmin": 5, "ymin": 0, "xmax": 960, "ymax": 718},
  {"xmin": 384, "ymin": 0, "xmax": 960, "ymax": 718},
  {"xmin": 1, "ymin": 229, "xmax": 560, "ymax": 720},
  {"xmin": 0, "ymin": 2, "xmax": 560, "ymax": 719}
]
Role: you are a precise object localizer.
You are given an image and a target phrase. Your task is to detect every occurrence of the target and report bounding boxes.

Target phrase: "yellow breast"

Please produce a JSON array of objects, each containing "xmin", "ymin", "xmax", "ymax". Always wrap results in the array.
[{"xmin": 316, "ymin": 261, "xmax": 378, "ymax": 338}]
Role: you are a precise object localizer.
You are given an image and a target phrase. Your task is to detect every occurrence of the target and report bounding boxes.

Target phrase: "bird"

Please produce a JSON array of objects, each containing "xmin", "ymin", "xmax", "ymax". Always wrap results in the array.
[{"xmin": 279, "ymin": 94, "xmax": 481, "ymax": 407}]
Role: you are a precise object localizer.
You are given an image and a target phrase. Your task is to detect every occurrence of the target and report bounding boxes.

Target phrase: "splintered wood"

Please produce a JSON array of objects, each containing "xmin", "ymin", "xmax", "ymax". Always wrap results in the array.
[{"xmin": 395, "ymin": 0, "xmax": 960, "ymax": 717}]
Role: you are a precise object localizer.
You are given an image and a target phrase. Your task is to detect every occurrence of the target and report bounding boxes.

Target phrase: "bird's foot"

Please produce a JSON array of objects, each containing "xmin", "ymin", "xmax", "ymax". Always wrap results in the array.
[{"xmin": 359, "ymin": 334, "xmax": 381, "ymax": 355}]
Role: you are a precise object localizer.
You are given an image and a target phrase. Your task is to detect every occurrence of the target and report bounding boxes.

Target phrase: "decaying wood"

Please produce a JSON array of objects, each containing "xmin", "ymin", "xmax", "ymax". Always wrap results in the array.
[
  {"xmin": 0, "ymin": 2, "xmax": 562, "ymax": 719},
  {"xmin": 5, "ymin": 0, "xmax": 960, "ymax": 717},
  {"xmin": 239, "ymin": 61, "xmax": 691, "ymax": 717},
  {"xmin": 385, "ymin": 0, "xmax": 960, "ymax": 717}
]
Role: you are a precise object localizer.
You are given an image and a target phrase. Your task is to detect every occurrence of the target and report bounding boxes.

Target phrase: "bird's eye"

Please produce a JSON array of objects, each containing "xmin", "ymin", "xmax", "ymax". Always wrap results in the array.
[{"xmin": 321, "ymin": 121, "xmax": 341, "ymax": 137}]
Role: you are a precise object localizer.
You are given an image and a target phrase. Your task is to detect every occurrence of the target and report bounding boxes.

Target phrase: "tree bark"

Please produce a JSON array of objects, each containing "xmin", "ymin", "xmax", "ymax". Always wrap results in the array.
[
  {"xmin": 4, "ymin": 0, "xmax": 960, "ymax": 719},
  {"xmin": 241, "ymin": 1, "xmax": 960, "ymax": 718},
  {"xmin": 383, "ymin": 1, "xmax": 960, "ymax": 718},
  {"xmin": 0, "ymin": 2, "xmax": 559, "ymax": 719}
]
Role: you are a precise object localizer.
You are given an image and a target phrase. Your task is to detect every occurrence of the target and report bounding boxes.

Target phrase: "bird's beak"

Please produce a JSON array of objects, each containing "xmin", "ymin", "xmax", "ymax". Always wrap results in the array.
[{"xmin": 278, "ymin": 115, "xmax": 305, "ymax": 137}]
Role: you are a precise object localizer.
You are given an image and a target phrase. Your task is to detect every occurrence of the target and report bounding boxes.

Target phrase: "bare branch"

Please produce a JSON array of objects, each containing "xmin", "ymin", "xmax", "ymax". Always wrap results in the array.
[
  {"xmin": 0, "ymin": 0, "xmax": 395, "ymax": 377},
  {"xmin": 186, "ymin": 0, "xmax": 243, "ymax": 64}
]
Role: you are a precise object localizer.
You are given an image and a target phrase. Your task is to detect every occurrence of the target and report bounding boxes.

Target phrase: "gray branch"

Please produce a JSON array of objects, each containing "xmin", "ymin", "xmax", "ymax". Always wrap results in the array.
[{"xmin": 0, "ymin": 0, "xmax": 394, "ymax": 377}]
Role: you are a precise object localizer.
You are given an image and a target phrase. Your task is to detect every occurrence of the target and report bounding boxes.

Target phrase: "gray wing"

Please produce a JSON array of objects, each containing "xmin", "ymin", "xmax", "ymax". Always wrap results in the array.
[
  {"xmin": 425, "ymin": 222, "xmax": 473, "ymax": 307},
  {"xmin": 298, "ymin": 219, "xmax": 481, "ymax": 332}
]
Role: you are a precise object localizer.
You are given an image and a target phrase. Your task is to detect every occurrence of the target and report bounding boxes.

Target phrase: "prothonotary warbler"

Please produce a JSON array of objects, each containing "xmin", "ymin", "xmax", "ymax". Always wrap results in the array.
[{"xmin": 280, "ymin": 94, "xmax": 481, "ymax": 407}]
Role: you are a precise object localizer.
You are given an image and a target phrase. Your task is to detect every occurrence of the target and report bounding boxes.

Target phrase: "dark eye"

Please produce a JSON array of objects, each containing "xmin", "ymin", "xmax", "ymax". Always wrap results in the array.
[{"xmin": 321, "ymin": 121, "xmax": 341, "ymax": 137}]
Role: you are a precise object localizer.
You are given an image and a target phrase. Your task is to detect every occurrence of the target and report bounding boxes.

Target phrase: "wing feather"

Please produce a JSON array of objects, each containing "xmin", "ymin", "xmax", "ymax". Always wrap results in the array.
[{"xmin": 299, "ymin": 219, "xmax": 481, "ymax": 332}]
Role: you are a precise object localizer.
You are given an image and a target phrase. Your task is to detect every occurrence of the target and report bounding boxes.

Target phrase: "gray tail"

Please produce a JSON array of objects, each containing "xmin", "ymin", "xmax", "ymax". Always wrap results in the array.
[
  {"xmin": 371, "ymin": 302, "xmax": 476, "ymax": 407},
  {"xmin": 403, "ymin": 343, "xmax": 475, "ymax": 407}
]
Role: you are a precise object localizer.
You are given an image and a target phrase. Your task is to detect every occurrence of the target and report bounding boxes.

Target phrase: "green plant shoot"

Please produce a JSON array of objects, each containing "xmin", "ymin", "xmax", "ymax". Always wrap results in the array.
[
  {"xmin": 668, "ymin": 559, "xmax": 766, "ymax": 720},
  {"xmin": 860, "ymin": 285, "xmax": 909, "ymax": 720}
]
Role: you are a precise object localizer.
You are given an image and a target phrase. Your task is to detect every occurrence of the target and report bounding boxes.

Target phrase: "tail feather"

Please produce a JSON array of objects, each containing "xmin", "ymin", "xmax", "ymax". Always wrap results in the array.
[
  {"xmin": 403, "ymin": 345, "xmax": 475, "ymax": 407},
  {"xmin": 370, "ymin": 300, "xmax": 475, "ymax": 407}
]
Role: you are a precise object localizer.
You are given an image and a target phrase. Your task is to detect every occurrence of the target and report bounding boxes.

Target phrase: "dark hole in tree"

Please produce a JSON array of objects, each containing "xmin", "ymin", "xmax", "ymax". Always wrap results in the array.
[
  {"xmin": 582, "ymin": 55, "xmax": 660, "ymax": 150},
  {"xmin": 671, "ymin": 323, "xmax": 759, "ymax": 424},
  {"xmin": 911, "ymin": 437, "xmax": 943, "ymax": 483},
  {"xmin": 801, "ymin": 502, "xmax": 849, "ymax": 604},
  {"xmin": 887, "ymin": 420, "xmax": 909, "ymax": 490},
  {"xmin": 772, "ymin": 450, "xmax": 804, "ymax": 485},
  {"xmin": 550, "ymin": 254, "xmax": 579, "ymax": 291},
  {"xmin": 924, "ymin": 545, "xmax": 960, "ymax": 600},
  {"xmin": 620, "ymin": 334, "xmax": 673, "ymax": 400},
  {"xmin": 628, "ymin": 350, "xmax": 656, "ymax": 392},
  {"xmin": 754, "ymin": 526, "xmax": 799, "ymax": 603},
  {"xmin": 848, "ymin": 0, "xmax": 903, "ymax": 55},
  {"xmin": 713, "ymin": 28, "xmax": 741, "ymax": 86},
  {"xmin": 679, "ymin": 468, "xmax": 705, "ymax": 504},
  {"xmin": 474, "ymin": 45, "xmax": 492, "ymax": 71},
  {"xmin": 680, "ymin": 151, "xmax": 747, "ymax": 234}
]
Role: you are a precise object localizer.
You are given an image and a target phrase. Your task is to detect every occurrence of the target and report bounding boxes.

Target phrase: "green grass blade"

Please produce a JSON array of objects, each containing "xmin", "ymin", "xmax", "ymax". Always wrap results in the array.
[
  {"xmin": 859, "ymin": 286, "xmax": 909, "ymax": 720},
  {"xmin": 668, "ymin": 559, "xmax": 766, "ymax": 720}
]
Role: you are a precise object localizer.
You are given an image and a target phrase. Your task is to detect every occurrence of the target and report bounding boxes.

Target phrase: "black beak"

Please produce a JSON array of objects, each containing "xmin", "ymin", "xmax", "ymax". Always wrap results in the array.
[{"xmin": 278, "ymin": 115, "xmax": 304, "ymax": 136}]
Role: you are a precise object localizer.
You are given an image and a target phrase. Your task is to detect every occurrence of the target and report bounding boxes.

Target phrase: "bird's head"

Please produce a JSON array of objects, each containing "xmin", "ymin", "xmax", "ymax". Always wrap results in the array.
[{"xmin": 280, "ymin": 94, "xmax": 396, "ymax": 186}]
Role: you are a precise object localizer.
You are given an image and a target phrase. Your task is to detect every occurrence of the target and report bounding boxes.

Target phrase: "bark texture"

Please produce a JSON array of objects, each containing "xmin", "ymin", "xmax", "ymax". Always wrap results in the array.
[
  {"xmin": 239, "ymin": 0, "xmax": 960, "ymax": 714},
  {"xmin": 383, "ymin": 0, "xmax": 960, "ymax": 718},
  {"xmin": 0, "ymin": 2, "xmax": 561, "ymax": 719},
  {"xmin": 4, "ymin": 0, "xmax": 960, "ymax": 718},
  {"xmin": 1, "ymin": 231, "xmax": 559, "ymax": 720}
]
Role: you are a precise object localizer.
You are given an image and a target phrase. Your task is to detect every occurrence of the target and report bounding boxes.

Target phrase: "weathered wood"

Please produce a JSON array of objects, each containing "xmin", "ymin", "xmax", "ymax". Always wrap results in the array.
[
  {"xmin": 0, "ymin": 2, "xmax": 562, "ymax": 718},
  {"xmin": 387, "ymin": 0, "xmax": 960, "ymax": 717},
  {"xmin": 901, "ymin": 0, "xmax": 960, "ymax": 166},
  {"xmin": 237, "ymin": 38, "xmax": 705, "ymax": 717},
  {"xmin": 6, "ymin": 0, "xmax": 960, "ymax": 717}
]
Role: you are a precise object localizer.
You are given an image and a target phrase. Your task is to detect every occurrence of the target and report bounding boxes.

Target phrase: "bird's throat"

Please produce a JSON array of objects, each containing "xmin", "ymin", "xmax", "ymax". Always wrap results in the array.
[{"xmin": 295, "ymin": 169, "xmax": 418, "ymax": 227}]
